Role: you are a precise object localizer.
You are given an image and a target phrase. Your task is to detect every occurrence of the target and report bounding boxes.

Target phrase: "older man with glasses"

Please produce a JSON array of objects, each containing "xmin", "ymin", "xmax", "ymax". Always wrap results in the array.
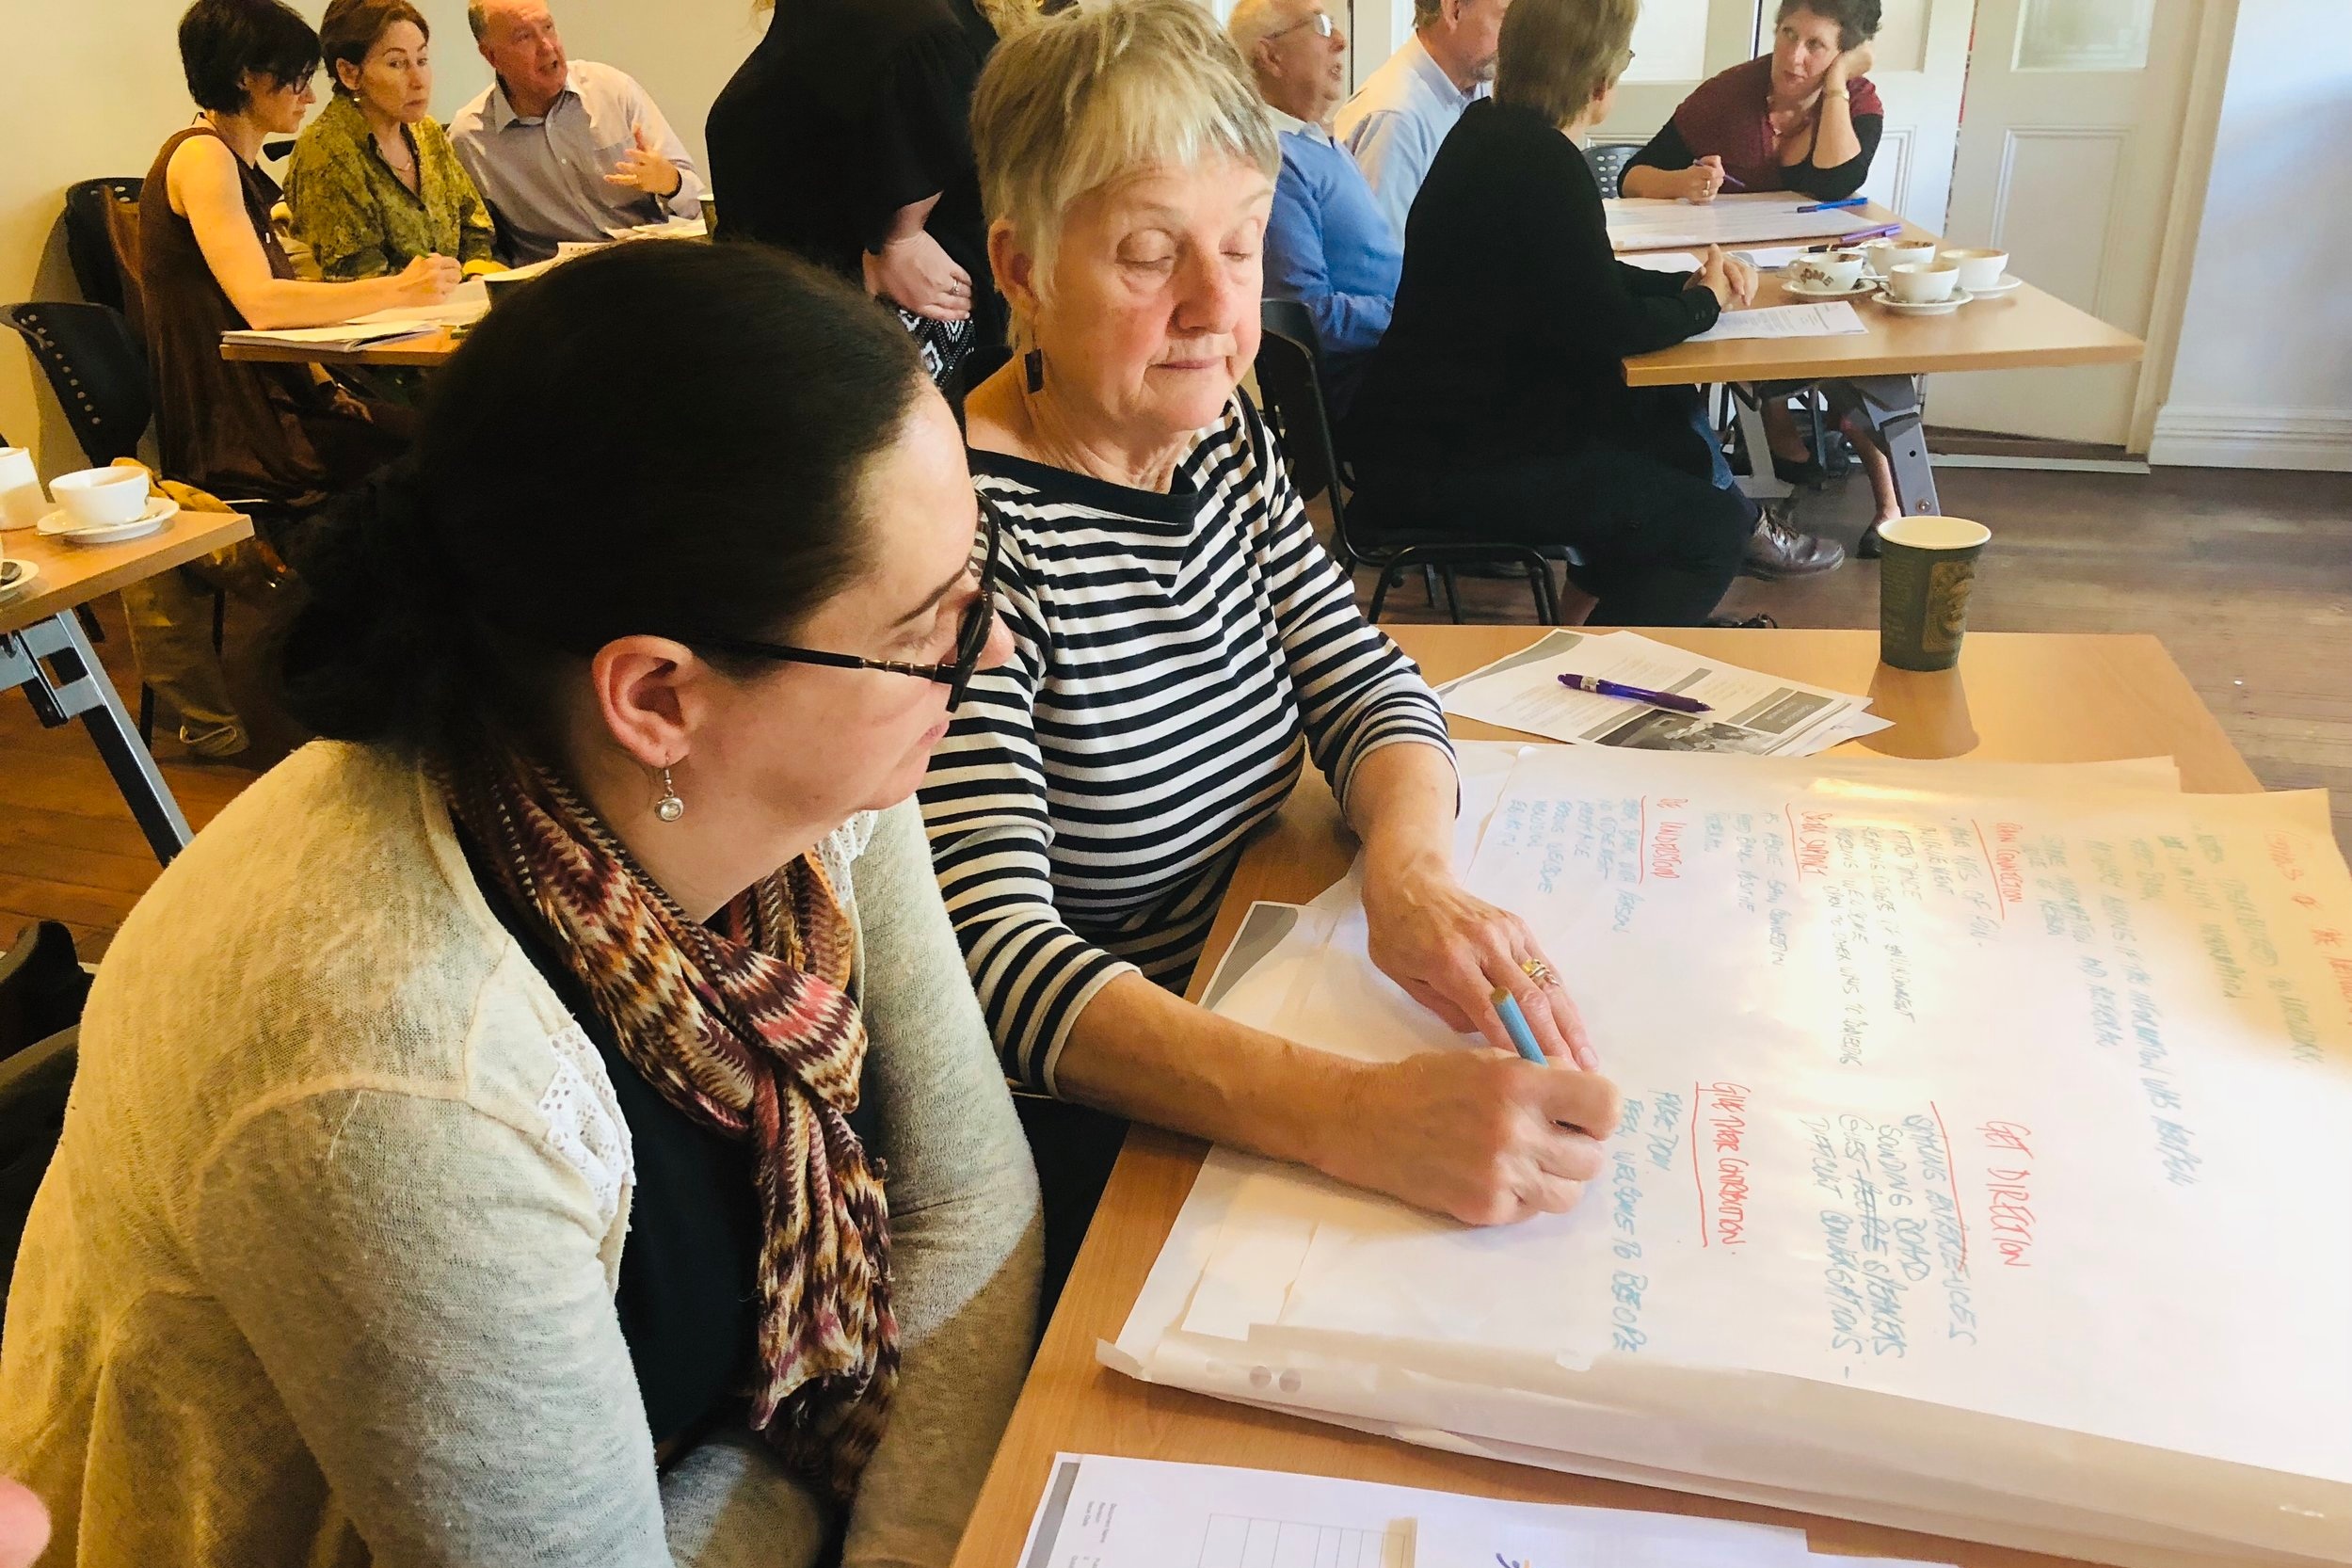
[{"xmin": 1230, "ymin": 0, "xmax": 1401, "ymax": 417}]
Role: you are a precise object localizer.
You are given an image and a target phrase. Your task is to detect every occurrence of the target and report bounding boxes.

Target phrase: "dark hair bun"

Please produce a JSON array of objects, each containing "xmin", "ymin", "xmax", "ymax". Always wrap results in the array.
[{"xmin": 277, "ymin": 240, "xmax": 928, "ymax": 752}]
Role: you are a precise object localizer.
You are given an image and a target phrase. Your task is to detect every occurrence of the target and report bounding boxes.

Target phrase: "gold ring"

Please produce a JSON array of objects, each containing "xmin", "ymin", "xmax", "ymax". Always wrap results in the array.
[{"xmin": 1521, "ymin": 958, "xmax": 1559, "ymax": 988}]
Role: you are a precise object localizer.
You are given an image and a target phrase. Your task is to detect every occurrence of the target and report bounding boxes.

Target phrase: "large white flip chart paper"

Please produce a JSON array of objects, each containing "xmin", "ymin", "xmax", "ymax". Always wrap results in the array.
[{"xmin": 1111, "ymin": 748, "xmax": 2352, "ymax": 1568}]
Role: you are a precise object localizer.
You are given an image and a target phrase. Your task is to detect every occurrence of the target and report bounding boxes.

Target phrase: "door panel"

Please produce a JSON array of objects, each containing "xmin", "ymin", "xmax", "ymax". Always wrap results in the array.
[{"xmin": 1929, "ymin": 0, "xmax": 2200, "ymax": 443}]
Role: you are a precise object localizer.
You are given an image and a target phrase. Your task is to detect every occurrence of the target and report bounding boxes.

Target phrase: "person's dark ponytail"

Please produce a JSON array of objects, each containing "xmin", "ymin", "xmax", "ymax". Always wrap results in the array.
[
  {"xmin": 275, "ymin": 240, "xmax": 929, "ymax": 756},
  {"xmin": 277, "ymin": 460, "xmax": 457, "ymax": 743}
]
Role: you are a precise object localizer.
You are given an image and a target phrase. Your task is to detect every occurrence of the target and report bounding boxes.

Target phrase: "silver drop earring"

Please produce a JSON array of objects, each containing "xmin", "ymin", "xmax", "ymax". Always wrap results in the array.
[{"xmin": 654, "ymin": 766, "xmax": 686, "ymax": 823}]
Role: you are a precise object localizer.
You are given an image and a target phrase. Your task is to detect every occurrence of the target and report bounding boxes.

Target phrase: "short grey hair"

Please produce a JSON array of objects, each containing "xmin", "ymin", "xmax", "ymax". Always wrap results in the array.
[
  {"xmin": 973, "ymin": 0, "xmax": 1278, "ymax": 311},
  {"xmin": 466, "ymin": 0, "xmax": 488, "ymax": 40},
  {"xmin": 1226, "ymin": 0, "xmax": 1303, "ymax": 66},
  {"xmin": 1413, "ymin": 0, "xmax": 1445, "ymax": 26}
]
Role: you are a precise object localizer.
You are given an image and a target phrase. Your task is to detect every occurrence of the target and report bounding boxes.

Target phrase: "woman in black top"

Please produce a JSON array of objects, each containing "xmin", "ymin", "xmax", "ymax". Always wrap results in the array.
[
  {"xmin": 1344, "ymin": 0, "xmax": 1842, "ymax": 623},
  {"xmin": 708, "ymin": 0, "xmax": 1012, "ymax": 383}
]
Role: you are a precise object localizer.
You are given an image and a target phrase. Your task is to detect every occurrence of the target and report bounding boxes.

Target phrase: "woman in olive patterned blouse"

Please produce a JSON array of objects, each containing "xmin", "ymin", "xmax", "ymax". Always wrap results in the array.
[{"xmin": 286, "ymin": 0, "xmax": 499, "ymax": 281}]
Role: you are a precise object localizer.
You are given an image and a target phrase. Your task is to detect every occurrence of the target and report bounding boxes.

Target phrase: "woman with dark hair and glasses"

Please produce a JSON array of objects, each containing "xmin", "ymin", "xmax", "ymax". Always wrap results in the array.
[{"xmin": 0, "ymin": 241, "xmax": 1038, "ymax": 1568}]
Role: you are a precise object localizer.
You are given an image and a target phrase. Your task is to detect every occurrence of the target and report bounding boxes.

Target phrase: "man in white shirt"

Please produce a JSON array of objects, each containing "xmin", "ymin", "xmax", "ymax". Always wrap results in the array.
[
  {"xmin": 1335, "ymin": 0, "xmax": 1510, "ymax": 236},
  {"xmin": 450, "ymin": 0, "xmax": 706, "ymax": 264}
]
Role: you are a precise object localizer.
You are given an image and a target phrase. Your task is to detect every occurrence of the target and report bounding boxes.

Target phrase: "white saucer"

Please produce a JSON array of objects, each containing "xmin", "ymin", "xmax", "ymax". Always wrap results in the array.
[
  {"xmin": 0, "ymin": 557, "xmax": 39, "ymax": 601},
  {"xmin": 1968, "ymin": 273, "xmax": 2024, "ymax": 296},
  {"xmin": 1782, "ymin": 277, "xmax": 1876, "ymax": 300},
  {"xmin": 1872, "ymin": 287, "xmax": 1975, "ymax": 316},
  {"xmin": 36, "ymin": 494, "xmax": 178, "ymax": 544}
]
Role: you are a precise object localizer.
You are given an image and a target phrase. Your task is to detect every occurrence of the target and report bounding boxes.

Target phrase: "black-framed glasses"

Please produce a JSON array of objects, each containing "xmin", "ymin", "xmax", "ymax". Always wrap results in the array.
[
  {"xmin": 1269, "ymin": 9, "xmax": 1336, "ymax": 40},
  {"xmin": 693, "ymin": 501, "xmax": 1002, "ymax": 711}
]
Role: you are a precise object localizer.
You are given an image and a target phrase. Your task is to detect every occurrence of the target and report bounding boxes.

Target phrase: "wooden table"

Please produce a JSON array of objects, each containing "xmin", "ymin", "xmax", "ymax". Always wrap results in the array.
[
  {"xmin": 1611, "ymin": 200, "xmax": 2145, "ymax": 519},
  {"xmin": 949, "ymin": 625, "xmax": 2258, "ymax": 1568},
  {"xmin": 0, "ymin": 506, "xmax": 254, "ymax": 860},
  {"xmin": 219, "ymin": 325, "xmax": 463, "ymax": 369}
]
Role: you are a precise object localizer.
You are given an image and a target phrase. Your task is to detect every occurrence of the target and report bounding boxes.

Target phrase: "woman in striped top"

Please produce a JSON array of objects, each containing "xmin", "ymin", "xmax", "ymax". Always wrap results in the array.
[{"xmin": 923, "ymin": 0, "xmax": 1621, "ymax": 1269}]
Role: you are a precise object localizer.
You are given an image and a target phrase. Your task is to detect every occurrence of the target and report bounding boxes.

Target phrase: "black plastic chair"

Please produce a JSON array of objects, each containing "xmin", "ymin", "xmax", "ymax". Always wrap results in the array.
[
  {"xmin": 1253, "ymin": 300, "xmax": 1559, "ymax": 626},
  {"xmin": 2, "ymin": 301, "xmax": 151, "ymax": 466},
  {"xmin": 0, "ymin": 921, "xmax": 90, "ymax": 1064},
  {"xmin": 1583, "ymin": 141, "xmax": 1648, "ymax": 200},
  {"xmin": 2, "ymin": 303, "xmax": 225, "ymax": 741},
  {"xmin": 63, "ymin": 178, "xmax": 141, "ymax": 315},
  {"xmin": 0, "ymin": 1025, "xmax": 78, "ymax": 1317}
]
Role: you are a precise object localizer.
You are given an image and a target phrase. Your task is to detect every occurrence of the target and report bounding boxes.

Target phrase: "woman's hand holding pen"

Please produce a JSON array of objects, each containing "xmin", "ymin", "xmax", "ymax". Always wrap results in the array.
[
  {"xmin": 1318, "ymin": 1049, "xmax": 1624, "ymax": 1227},
  {"xmin": 1361, "ymin": 852, "xmax": 1597, "ymax": 1068}
]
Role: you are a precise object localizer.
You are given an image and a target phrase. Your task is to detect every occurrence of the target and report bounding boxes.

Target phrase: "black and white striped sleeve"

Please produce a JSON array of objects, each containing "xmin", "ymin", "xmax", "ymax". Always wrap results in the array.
[
  {"xmin": 919, "ymin": 541, "xmax": 1138, "ymax": 1093},
  {"xmin": 1241, "ymin": 399, "xmax": 1455, "ymax": 809}
]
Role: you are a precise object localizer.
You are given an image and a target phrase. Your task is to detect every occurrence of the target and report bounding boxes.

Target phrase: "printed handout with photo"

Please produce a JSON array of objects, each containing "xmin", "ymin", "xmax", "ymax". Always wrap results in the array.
[{"xmin": 1589, "ymin": 709, "xmax": 1780, "ymax": 753}]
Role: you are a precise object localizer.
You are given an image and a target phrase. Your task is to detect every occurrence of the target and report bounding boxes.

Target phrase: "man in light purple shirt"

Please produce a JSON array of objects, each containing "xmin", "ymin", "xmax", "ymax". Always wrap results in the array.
[
  {"xmin": 1334, "ymin": 0, "xmax": 1508, "ymax": 237},
  {"xmin": 450, "ymin": 0, "xmax": 706, "ymax": 264}
]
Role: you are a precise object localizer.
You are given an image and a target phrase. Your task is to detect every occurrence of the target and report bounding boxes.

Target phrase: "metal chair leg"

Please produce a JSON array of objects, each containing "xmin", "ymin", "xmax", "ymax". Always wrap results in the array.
[
  {"xmin": 138, "ymin": 685, "xmax": 154, "ymax": 746},
  {"xmin": 1368, "ymin": 564, "xmax": 1397, "ymax": 624},
  {"xmin": 1443, "ymin": 566, "xmax": 1463, "ymax": 624},
  {"xmin": 1422, "ymin": 564, "xmax": 1439, "ymax": 608}
]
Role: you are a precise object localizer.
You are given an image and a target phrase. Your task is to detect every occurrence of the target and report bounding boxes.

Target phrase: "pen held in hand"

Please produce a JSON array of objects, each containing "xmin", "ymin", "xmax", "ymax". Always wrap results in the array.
[
  {"xmin": 1556, "ymin": 673, "xmax": 1713, "ymax": 714},
  {"xmin": 1489, "ymin": 987, "xmax": 1550, "ymax": 1064}
]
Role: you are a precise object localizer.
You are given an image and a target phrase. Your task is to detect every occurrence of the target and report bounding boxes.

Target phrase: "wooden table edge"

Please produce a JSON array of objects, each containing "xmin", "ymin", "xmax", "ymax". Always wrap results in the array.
[
  {"xmin": 220, "ymin": 327, "xmax": 460, "ymax": 367},
  {"xmin": 0, "ymin": 509, "xmax": 254, "ymax": 634}
]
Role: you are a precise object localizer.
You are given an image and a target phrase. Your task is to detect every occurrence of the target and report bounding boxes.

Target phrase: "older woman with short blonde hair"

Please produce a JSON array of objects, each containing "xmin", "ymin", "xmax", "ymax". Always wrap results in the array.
[{"xmin": 922, "ymin": 0, "xmax": 1620, "ymax": 1286}]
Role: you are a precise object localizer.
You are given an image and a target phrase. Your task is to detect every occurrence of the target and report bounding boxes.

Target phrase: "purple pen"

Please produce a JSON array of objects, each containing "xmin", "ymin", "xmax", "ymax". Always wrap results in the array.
[
  {"xmin": 1558, "ymin": 673, "xmax": 1713, "ymax": 714},
  {"xmin": 1837, "ymin": 221, "xmax": 1903, "ymax": 244}
]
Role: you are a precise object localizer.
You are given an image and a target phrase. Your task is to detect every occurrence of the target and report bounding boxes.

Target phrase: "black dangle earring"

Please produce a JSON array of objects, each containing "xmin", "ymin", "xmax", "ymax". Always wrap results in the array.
[{"xmin": 1023, "ymin": 346, "xmax": 1045, "ymax": 393}]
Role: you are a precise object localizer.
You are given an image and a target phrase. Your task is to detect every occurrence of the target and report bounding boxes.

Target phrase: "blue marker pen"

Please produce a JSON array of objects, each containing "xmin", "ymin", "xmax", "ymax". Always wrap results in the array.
[{"xmin": 1490, "ymin": 986, "xmax": 1548, "ymax": 1064}]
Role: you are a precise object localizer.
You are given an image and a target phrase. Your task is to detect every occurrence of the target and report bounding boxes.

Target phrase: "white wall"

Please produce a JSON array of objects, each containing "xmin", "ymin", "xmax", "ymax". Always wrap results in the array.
[
  {"xmin": 2150, "ymin": 0, "xmax": 2352, "ymax": 470},
  {"xmin": 0, "ymin": 0, "xmax": 762, "ymax": 485}
]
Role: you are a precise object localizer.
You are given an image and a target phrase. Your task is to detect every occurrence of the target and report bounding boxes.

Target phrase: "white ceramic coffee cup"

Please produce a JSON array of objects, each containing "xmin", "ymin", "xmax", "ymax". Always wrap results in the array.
[
  {"xmin": 1887, "ymin": 261, "xmax": 1960, "ymax": 303},
  {"xmin": 50, "ymin": 466, "xmax": 151, "ymax": 528},
  {"xmin": 1791, "ymin": 249, "xmax": 1866, "ymax": 290},
  {"xmin": 1940, "ymin": 247, "xmax": 2008, "ymax": 292},
  {"xmin": 1867, "ymin": 239, "xmax": 1938, "ymax": 277},
  {"xmin": 0, "ymin": 447, "xmax": 42, "ymax": 531}
]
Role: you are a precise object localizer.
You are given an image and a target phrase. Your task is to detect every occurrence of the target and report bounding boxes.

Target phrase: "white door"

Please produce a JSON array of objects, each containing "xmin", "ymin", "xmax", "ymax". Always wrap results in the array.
[{"xmin": 1928, "ymin": 0, "xmax": 2202, "ymax": 442}]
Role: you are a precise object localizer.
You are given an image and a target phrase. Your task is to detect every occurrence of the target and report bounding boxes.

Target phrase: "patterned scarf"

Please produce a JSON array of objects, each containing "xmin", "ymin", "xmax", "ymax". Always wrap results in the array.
[{"xmin": 439, "ymin": 744, "xmax": 899, "ymax": 1500}]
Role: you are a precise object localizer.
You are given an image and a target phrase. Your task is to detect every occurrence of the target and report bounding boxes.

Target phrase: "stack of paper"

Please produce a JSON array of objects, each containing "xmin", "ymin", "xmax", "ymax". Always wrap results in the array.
[
  {"xmin": 218, "ymin": 322, "xmax": 436, "ymax": 352},
  {"xmin": 1606, "ymin": 195, "xmax": 1882, "ymax": 253},
  {"xmin": 1436, "ymin": 632, "xmax": 1890, "ymax": 756},
  {"xmin": 1108, "ymin": 743, "xmax": 2352, "ymax": 1568},
  {"xmin": 1017, "ymin": 1454, "xmax": 1951, "ymax": 1568},
  {"xmin": 1688, "ymin": 302, "xmax": 1869, "ymax": 343}
]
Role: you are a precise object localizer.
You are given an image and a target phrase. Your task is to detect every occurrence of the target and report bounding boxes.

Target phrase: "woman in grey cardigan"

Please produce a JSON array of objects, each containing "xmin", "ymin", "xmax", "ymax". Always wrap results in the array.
[{"xmin": 0, "ymin": 241, "xmax": 1039, "ymax": 1567}]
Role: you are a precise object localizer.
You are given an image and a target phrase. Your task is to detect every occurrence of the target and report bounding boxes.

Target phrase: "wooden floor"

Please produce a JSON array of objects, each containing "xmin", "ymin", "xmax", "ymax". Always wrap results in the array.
[{"xmin": 5, "ymin": 460, "xmax": 2349, "ymax": 963}]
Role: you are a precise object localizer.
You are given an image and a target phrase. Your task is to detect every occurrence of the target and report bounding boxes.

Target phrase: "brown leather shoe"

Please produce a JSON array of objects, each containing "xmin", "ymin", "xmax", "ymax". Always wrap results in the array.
[{"xmin": 1741, "ymin": 502, "xmax": 1847, "ymax": 580}]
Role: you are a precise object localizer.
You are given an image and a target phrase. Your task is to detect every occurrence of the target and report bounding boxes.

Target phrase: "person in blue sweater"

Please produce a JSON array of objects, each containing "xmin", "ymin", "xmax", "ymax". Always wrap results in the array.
[{"xmin": 1229, "ymin": 0, "xmax": 1401, "ymax": 415}]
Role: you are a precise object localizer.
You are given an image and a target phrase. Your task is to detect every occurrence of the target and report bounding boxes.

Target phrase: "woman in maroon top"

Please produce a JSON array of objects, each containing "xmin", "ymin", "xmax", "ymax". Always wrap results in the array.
[{"xmin": 1621, "ymin": 0, "xmax": 1901, "ymax": 541}]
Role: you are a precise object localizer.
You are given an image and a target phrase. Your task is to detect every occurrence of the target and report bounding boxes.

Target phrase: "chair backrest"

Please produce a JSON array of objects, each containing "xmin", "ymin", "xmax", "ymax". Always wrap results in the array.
[
  {"xmin": 1, "ymin": 302, "xmax": 153, "ymax": 468},
  {"xmin": 0, "ymin": 1026, "xmax": 78, "ymax": 1319},
  {"xmin": 0, "ymin": 921, "xmax": 90, "ymax": 1064},
  {"xmin": 63, "ymin": 178, "xmax": 142, "ymax": 315},
  {"xmin": 1583, "ymin": 141, "xmax": 1646, "ymax": 200},
  {"xmin": 1253, "ymin": 298, "xmax": 1339, "ymax": 505}
]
